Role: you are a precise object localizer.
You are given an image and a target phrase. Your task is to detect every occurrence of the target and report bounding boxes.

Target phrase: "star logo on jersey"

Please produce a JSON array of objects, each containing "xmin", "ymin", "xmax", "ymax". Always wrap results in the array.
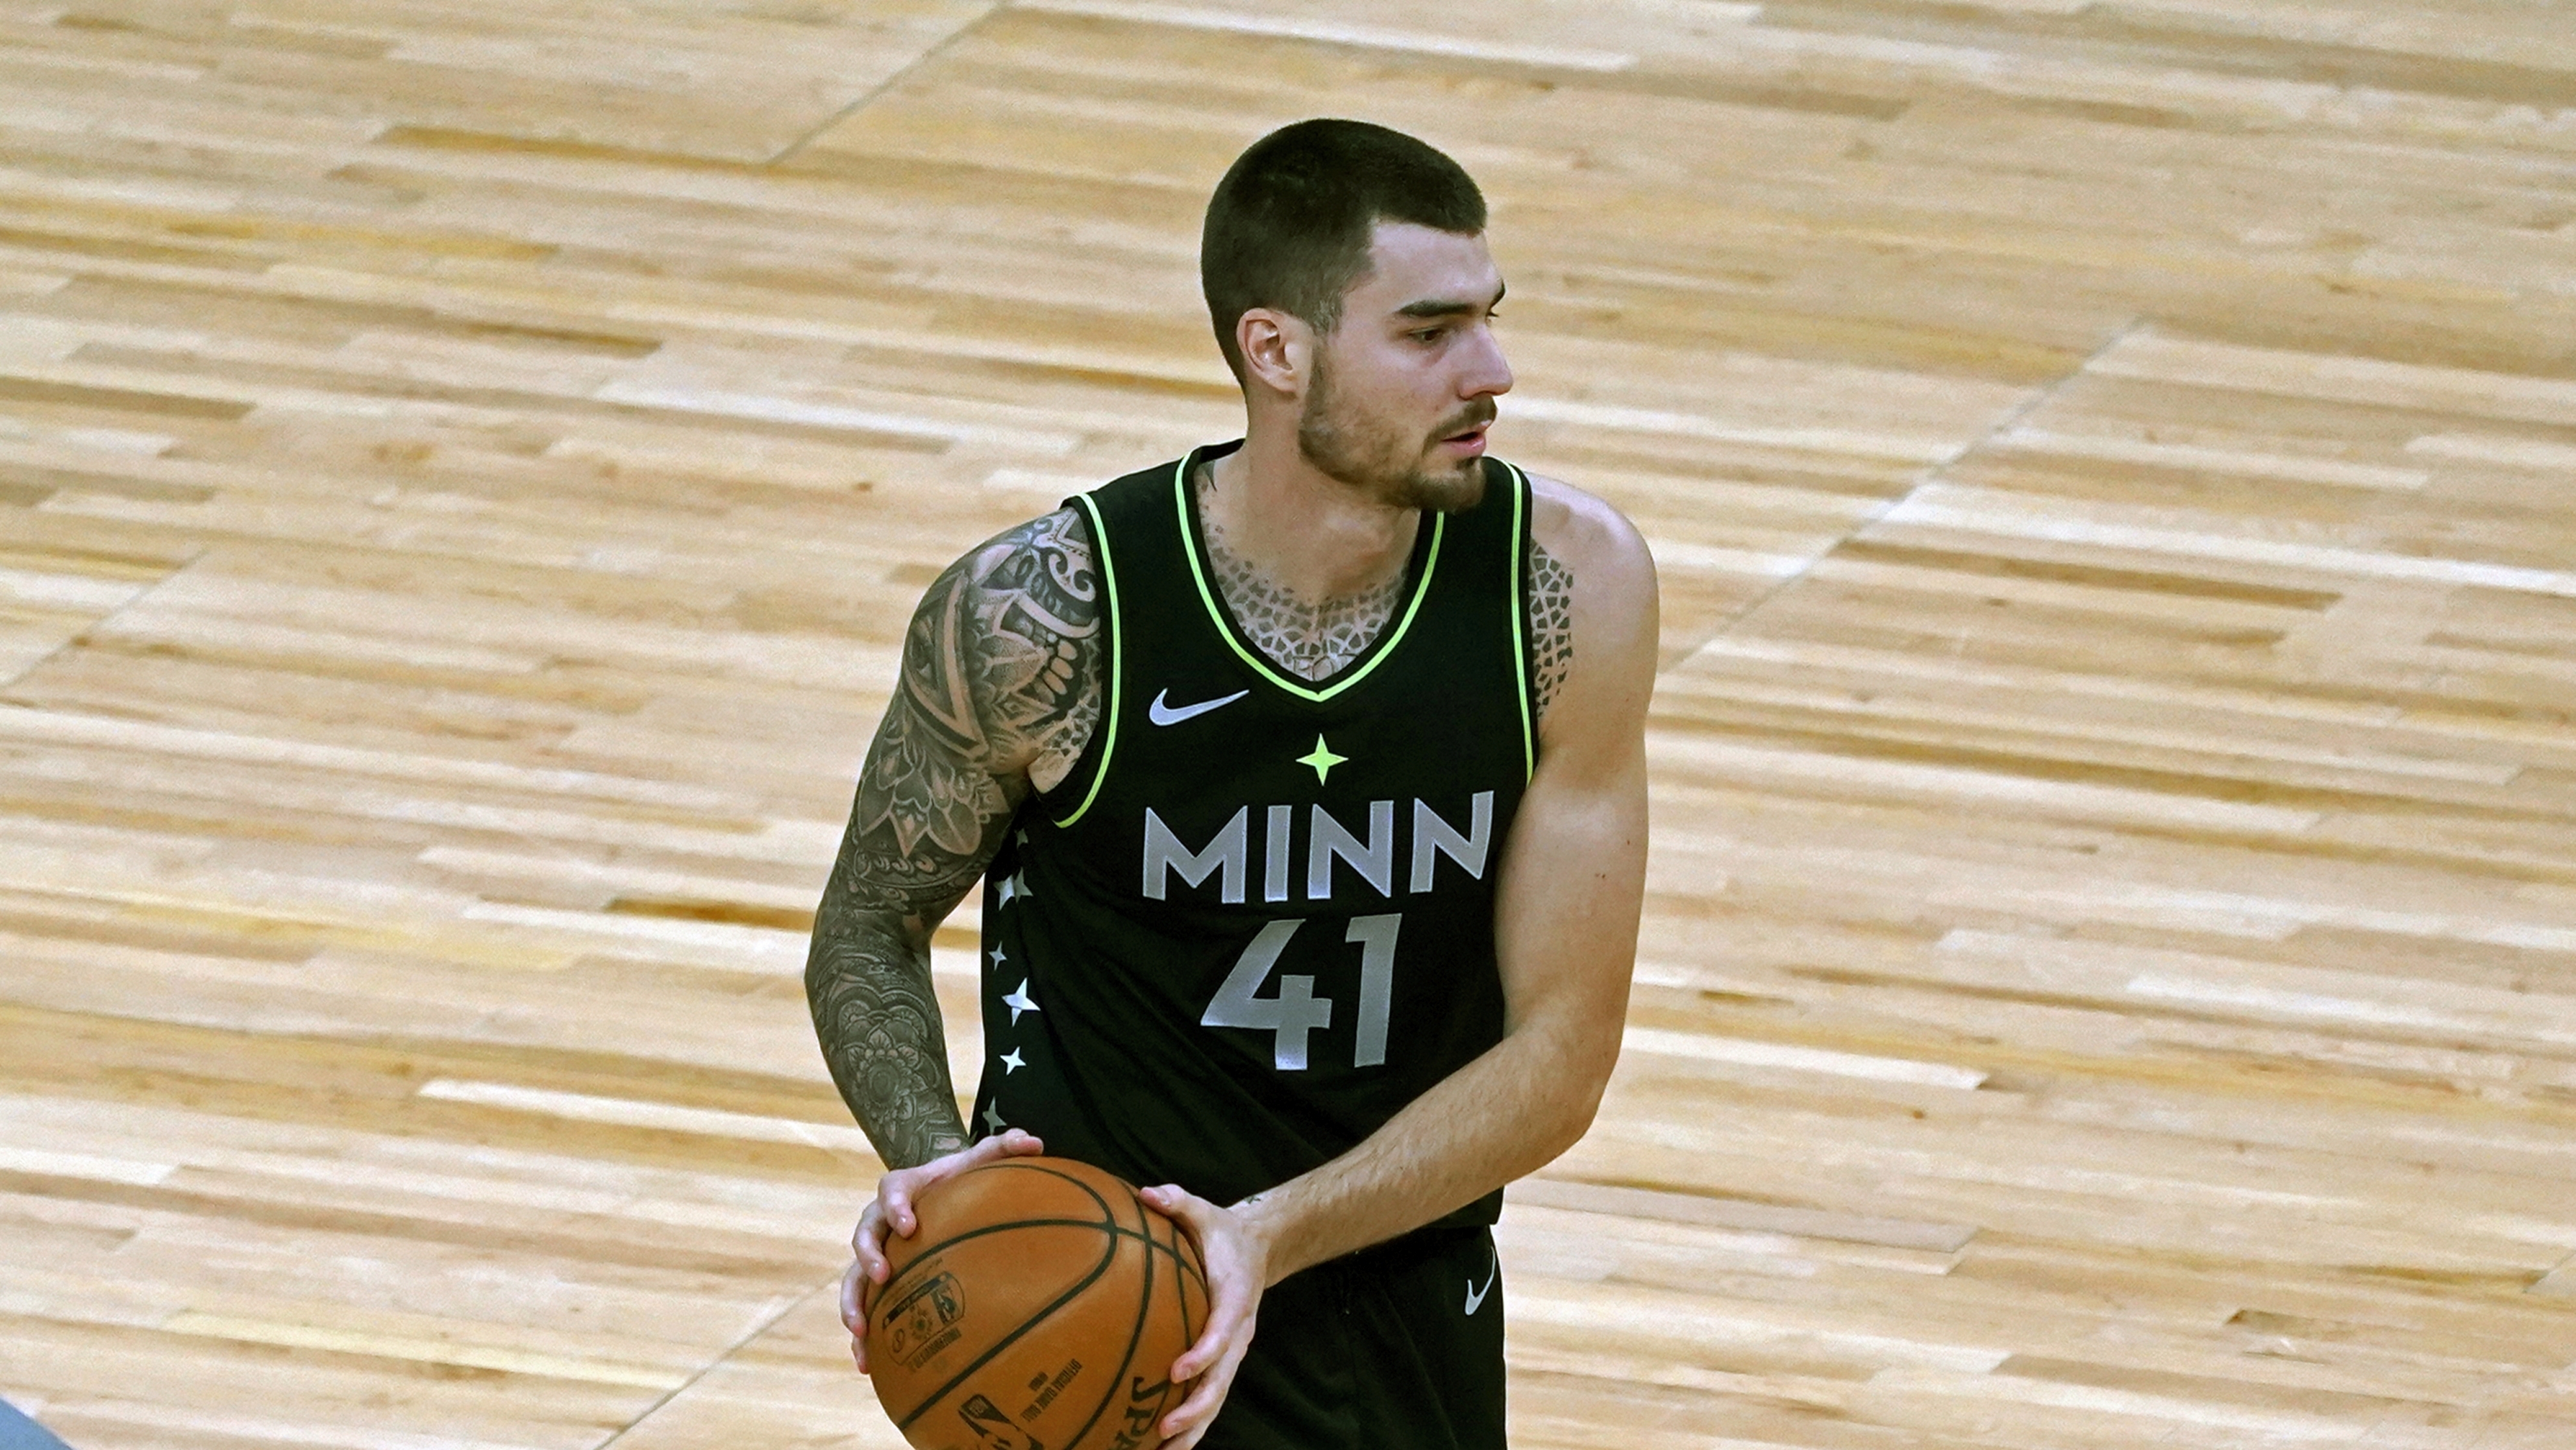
[
  {"xmin": 1296, "ymin": 734, "xmax": 1348, "ymax": 786},
  {"xmin": 1003, "ymin": 980, "xmax": 1039, "ymax": 1025},
  {"xmin": 1000, "ymin": 1047, "xmax": 1024, "ymax": 1075},
  {"xmin": 982, "ymin": 1100, "xmax": 1006, "ymax": 1134}
]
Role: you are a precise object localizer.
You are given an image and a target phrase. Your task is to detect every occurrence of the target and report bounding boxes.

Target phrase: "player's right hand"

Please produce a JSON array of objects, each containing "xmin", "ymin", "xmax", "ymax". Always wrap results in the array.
[{"xmin": 841, "ymin": 1128, "xmax": 1045, "ymax": 1373}]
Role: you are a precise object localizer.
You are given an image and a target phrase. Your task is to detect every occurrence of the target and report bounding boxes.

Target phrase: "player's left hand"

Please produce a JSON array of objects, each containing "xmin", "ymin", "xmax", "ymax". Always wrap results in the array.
[{"xmin": 1138, "ymin": 1182, "xmax": 1270, "ymax": 1449}]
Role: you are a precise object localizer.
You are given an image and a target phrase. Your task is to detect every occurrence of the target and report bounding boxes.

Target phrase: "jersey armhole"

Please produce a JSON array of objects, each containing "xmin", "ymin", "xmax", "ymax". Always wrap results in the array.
[
  {"xmin": 1045, "ymin": 491, "xmax": 1122, "ymax": 827},
  {"xmin": 1507, "ymin": 463, "xmax": 1536, "ymax": 782}
]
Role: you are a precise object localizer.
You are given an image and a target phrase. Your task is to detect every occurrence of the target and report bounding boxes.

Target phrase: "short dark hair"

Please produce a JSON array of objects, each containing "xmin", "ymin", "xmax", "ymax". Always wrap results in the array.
[{"xmin": 1200, "ymin": 119, "xmax": 1487, "ymax": 383}]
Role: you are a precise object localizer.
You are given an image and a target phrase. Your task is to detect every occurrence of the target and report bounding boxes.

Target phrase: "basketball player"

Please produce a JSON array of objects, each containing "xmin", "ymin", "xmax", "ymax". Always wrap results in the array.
[{"xmin": 806, "ymin": 118, "xmax": 1655, "ymax": 1449}]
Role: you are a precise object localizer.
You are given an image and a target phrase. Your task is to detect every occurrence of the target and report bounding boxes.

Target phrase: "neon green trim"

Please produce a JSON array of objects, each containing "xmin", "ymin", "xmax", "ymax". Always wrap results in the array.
[
  {"xmin": 1174, "ymin": 456, "xmax": 1445, "ymax": 703},
  {"xmin": 1052, "ymin": 492, "xmax": 1121, "ymax": 828},
  {"xmin": 1508, "ymin": 464, "xmax": 1534, "ymax": 781}
]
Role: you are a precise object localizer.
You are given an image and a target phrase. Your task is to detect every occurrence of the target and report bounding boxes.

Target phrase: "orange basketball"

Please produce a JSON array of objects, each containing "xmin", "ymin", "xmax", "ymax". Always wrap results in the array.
[{"xmin": 865, "ymin": 1156, "xmax": 1210, "ymax": 1450}]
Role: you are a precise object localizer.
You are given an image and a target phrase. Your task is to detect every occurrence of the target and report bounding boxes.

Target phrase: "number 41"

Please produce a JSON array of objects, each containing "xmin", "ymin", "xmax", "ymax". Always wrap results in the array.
[{"xmin": 1200, "ymin": 914, "xmax": 1401, "ymax": 1071}]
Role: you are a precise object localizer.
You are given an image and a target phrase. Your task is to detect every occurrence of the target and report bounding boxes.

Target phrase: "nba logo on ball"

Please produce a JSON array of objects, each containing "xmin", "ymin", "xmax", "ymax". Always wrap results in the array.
[{"xmin": 958, "ymin": 1394, "xmax": 1041, "ymax": 1449}]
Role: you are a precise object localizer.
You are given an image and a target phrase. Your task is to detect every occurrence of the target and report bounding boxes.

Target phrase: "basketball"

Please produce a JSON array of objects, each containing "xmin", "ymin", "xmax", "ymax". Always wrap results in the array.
[{"xmin": 864, "ymin": 1156, "xmax": 1211, "ymax": 1450}]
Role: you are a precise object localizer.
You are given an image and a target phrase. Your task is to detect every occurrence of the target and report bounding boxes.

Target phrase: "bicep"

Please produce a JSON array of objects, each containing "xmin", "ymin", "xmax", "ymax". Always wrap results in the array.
[
  {"xmin": 1492, "ymin": 730, "xmax": 1648, "ymax": 1049},
  {"xmin": 1496, "ymin": 491, "xmax": 1657, "ymax": 1044},
  {"xmin": 826, "ymin": 654, "xmax": 1026, "ymax": 934}
]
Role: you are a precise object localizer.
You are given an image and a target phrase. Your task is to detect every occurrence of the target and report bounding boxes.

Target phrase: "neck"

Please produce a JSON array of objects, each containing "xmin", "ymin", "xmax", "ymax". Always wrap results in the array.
[{"xmin": 1204, "ymin": 424, "xmax": 1419, "ymax": 605}]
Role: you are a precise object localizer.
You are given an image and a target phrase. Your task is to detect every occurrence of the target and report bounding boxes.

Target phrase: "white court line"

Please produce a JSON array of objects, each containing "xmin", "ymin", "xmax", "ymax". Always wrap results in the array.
[
  {"xmin": 0, "ymin": 1144, "xmax": 175, "ymax": 1185},
  {"xmin": 1650, "ymin": 732, "xmax": 2325, "ymax": 834},
  {"xmin": 591, "ymin": 381, "xmax": 1082, "ymax": 455},
  {"xmin": 162, "ymin": 1313, "xmax": 686, "ymax": 1391},
  {"xmin": 1883, "ymin": 486, "xmax": 2576, "ymax": 598},
  {"xmin": 416, "ymin": 1079, "xmax": 874, "ymax": 1155},
  {"xmin": 1623, "ymin": 1027, "xmax": 1988, "ymax": 1090},
  {"xmin": 457, "ymin": 900, "xmax": 809, "ymax": 969},
  {"xmin": 1509, "ymin": 395, "xmax": 1962, "ymax": 462},
  {"xmin": 1995, "ymin": 427, "xmax": 2429, "ymax": 491},
  {"xmin": 1015, "ymin": 0, "xmax": 1641, "ymax": 70}
]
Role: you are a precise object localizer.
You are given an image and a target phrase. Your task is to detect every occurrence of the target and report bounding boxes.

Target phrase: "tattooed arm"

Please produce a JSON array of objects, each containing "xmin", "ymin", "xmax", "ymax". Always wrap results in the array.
[
  {"xmin": 805, "ymin": 507, "xmax": 1102, "ymax": 1169},
  {"xmin": 1528, "ymin": 532, "xmax": 1576, "ymax": 727}
]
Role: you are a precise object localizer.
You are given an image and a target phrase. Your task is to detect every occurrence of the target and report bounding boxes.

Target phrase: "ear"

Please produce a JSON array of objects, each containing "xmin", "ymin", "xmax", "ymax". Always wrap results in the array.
[{"xmin": 1235, "ymin": 308, "xmax": 1311, "ymax": 401}]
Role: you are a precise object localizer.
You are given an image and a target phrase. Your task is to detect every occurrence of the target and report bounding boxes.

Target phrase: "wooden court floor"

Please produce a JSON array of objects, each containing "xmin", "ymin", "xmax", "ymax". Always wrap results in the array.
[{"xmin": 4, "ymin": 1, "xmax": 2575, "ymax": 1446}]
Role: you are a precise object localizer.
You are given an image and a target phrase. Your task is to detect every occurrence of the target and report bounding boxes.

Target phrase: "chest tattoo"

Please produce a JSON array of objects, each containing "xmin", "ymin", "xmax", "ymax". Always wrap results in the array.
[{"xmin": 1199, "ymin": 466, "xmax": 1409, "ymax": 683}]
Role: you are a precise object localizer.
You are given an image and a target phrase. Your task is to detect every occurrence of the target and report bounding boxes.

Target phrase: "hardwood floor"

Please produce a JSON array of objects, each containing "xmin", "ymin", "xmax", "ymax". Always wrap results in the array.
[{"xmin": 3, "ymin": 2, "xmax": 2574, "ymax": 1446}]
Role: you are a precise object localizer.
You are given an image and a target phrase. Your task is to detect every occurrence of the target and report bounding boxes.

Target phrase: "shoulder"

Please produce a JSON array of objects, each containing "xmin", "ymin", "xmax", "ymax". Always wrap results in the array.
[
  {"xmin": 1524, "ymin": 474, "xmax": 1655, "ymax": 614},
  {"xmin": 900, "ymin": 505, "xmax": 1105, "ymax": 787},
  {"xmin": 1523, "ymin": 473, "xmax": 1657, "ymax": 668},
  {"xmin": 923, "ymin": 505, "xmax": 1104, "ymax": 651},
  {"xmin": 1517, "ymin": 471, "xmax": 1658, "ymax": 751},
  {"xmin": 952, "ymin": 505, "xmax": 1096, "ymax": 596}
]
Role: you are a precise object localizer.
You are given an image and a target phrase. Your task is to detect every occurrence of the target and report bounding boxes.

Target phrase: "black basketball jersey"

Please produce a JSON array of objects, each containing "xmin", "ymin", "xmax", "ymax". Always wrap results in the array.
[{"xmin": 968, "ymin": 439, "xmax": 1535, "ymax": 1229}]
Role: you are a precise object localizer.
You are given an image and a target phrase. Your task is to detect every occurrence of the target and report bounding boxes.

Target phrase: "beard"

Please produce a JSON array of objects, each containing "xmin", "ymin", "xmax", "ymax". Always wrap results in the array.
[{"xmin": 1295, "ymin": 352, "xmax": 1492, "ymax": 513}]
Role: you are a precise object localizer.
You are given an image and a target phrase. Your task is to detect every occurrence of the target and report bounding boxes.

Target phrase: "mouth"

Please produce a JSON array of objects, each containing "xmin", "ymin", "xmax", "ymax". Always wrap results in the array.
[{"xmin": 1437, "ymin": 420, "xmax": 1492, "ymax": 454}]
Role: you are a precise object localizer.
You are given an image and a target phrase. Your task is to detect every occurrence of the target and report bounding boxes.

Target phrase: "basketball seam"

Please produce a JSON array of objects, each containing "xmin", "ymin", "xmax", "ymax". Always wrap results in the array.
[
  {"xmin": 880, "ymin": 1212, "xmax": 1203, "ymax": 1305},
  {"xmin": 1058, "ymin": 1181, "xmax": 1158, "ymax": 1450},
  {"xmin": 883, "ymin": 1216, "xmax": 1163, "ymax": 1271}
]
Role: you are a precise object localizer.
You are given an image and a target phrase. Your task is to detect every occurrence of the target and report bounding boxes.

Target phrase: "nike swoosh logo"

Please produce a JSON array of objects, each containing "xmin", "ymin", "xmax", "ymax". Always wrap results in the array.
[
  {"xmin": 1148, "ymin": 688, "xmax": 1250, "ymax": 727},
  {"xmin": 1463, "ymin": 1251, "xmax": 1498, "ymax": 1316}
]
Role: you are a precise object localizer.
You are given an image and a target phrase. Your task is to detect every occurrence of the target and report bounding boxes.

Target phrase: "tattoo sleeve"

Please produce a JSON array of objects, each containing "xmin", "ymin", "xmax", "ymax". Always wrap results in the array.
[
  {"xmin": 806, "ymin": 508, "xmax": 1102, "ymax": 1168},
  {"xmin": 1528, "ymin": 535, "xmax": 1575, "ymax": 724}
]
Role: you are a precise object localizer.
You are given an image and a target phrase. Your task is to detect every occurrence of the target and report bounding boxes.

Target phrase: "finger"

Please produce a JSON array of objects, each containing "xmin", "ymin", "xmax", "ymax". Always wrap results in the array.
[
  {"xmin": 1169, "ymin": 1298, "xmax": 1245, "ymax": 1383},
  {"xmin": 880, "ymin": 1175, "xmax": 921, "ymax": 1239},
  {"xmin": 1167, "ymin": 1268, "xmax": 1254, "ymax": 1385},
  {"xmin": 853, "ymin": 1203, "xmax": 894, "ymax": 1284},
  {"xmin": 1137, "ymin": 1184, "xmax": 1207, "ymax": 1245},
  {"xmin": 839, "ymin": 1262, "xmax": 875, "ymax": 1374},
  {"xmin": 958, "ymin": 1128, "xmax": 1043, "ymax": 1170},
  {"xmin": 1159, "ymin": 1336, "xmax": 1250, "ymax": 1444}
]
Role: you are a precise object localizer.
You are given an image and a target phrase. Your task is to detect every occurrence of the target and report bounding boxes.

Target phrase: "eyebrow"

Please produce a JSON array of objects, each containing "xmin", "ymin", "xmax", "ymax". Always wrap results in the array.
[{"xmin": 1393, "ymin": 281, "xmax": 1506, "ymax": 321}]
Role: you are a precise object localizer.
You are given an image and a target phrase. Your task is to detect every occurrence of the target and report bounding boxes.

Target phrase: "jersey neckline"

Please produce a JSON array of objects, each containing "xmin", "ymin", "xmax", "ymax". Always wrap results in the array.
[{"xmin": 1172, "ymin": 440, "xmax": 1447, "ymax": 705}]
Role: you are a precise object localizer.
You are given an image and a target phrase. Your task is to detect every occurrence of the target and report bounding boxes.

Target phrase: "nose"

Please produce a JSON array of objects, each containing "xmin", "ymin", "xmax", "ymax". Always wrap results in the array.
[{"xmin": 1461, "ymin": 323, "xmax": 1513, "ymax": 400}]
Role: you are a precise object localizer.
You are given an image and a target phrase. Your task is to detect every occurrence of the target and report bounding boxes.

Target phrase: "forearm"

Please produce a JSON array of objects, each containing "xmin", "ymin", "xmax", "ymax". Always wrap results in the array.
[
  {"xmin": 805, "ymin": 903, "xmax": 969, "ymax": 1169},
  {"xmin": 1235, "ymin": 1010, "xmax": 1611, "ymax": 1282}
]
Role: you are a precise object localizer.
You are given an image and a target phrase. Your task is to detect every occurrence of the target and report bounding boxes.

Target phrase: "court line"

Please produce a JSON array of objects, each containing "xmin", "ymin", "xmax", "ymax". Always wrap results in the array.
[
  {"xmin": 765, "ymin": 4, "xmax": 1007, "ymax": 166},
  {"xmin": 593, "ymin": 1279, "xmax": 836, "ymax": 1450},
  {"xmin": 1667, "ymin": 316, "xmax": 2149, "ymax": 664},
  {"xmin": 1011, "ymin": 0, "xmax": 1642, "ymax": 71}
]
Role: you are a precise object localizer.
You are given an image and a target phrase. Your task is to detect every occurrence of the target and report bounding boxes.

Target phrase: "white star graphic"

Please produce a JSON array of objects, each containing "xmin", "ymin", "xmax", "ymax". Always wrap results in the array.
[
  {"xmin": 1001, "ymin": 1047, "xmax": 1025, "ymax": 1075},
  {"xmin": 982, "ymin": 1100, "xmax": 1006, "ymax": 1134},
  {"xmin": 989, "ymin": 944, "xmax": 1008, "ymax": 971},
  {"xmin": 994, "ymin": 875, "xmax": 1017, "ymax": 908},
  {"xmin": 1011, "ymin": 871, "xmax": 1033, "ymax": 904},
  {"xmin": 1002, "ymin": 979, "xmax": 1039, "ymax": 1025}
]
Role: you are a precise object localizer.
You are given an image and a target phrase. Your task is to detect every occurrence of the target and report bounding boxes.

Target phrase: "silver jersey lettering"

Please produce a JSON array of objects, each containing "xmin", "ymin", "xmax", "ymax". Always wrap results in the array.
[
  {"xmin": 1410, "ymin": 791, "xmax": 1494, "ymax": 891},
  {"xmin": 1263, "ymin": 805, "xmax": 1293, "ymax": 903},
  {"xmin": 1307, "ymin": 800, "xmax": 1396, "ymax": 901},
  {"xmin": 1142, "ymin": 806, "xmax": 1248, "ymax": 903}
]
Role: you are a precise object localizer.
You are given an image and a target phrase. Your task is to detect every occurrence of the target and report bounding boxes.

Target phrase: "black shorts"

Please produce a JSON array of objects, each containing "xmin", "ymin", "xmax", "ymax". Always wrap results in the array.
[{"xmin": 1204, "ymin": 1225, "xmax": 1505, "ymax": 1450}]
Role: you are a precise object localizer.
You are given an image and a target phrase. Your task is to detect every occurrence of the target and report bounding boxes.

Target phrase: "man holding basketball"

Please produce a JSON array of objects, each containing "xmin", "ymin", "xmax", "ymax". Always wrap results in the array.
[{"xmin": 806, "ymin": 119, "xmax": 1655, "ymax": 1449}]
